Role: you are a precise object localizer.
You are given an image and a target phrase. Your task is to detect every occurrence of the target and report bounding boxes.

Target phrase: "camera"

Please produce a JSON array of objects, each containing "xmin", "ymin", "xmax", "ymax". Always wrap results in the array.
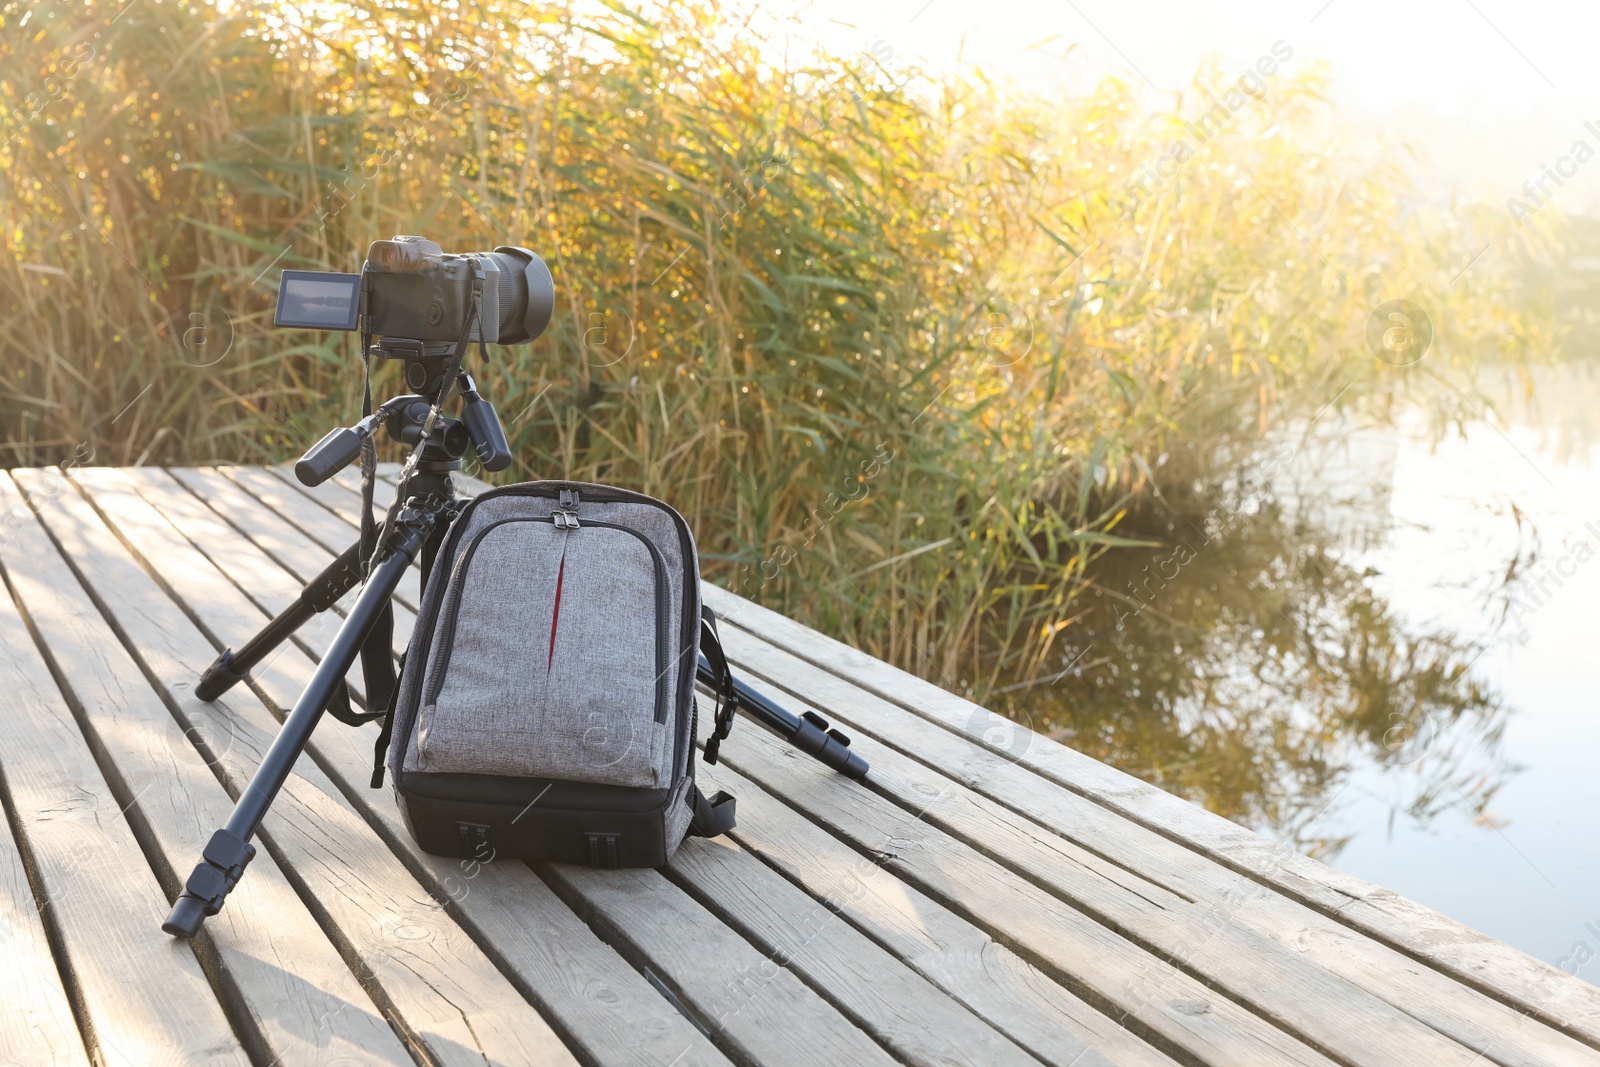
[{"xmin": 275, "ymin": 235, "xmax": 554, "ymax": 350}]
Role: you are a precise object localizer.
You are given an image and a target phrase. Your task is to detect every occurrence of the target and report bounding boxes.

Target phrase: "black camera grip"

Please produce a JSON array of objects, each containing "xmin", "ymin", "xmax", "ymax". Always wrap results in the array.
[{"xmin": 296, "ymin": 426, "xmax": 364, "ymax": 486}]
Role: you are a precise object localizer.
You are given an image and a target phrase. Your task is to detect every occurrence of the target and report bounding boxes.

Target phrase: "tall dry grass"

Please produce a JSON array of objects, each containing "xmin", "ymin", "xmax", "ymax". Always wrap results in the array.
[{"xmin": 0, "ymin": 0, "xmax": 1559, "ymax": 703}]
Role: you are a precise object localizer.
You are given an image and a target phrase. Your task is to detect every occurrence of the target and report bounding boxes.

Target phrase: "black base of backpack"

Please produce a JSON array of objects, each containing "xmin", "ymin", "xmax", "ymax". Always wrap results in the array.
[{"xmin": 162, "ymin": 455, "xmax": 867, "ymax": 939}]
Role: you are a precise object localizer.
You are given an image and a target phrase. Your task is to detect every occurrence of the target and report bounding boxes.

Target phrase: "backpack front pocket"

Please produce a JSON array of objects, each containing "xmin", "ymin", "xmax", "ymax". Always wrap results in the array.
[{"xmin": 415, "ymin": 516, "xmax": 670, "ymax": 787}]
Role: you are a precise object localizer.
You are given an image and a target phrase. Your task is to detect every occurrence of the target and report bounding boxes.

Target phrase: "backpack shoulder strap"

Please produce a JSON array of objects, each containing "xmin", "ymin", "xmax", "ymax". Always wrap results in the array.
[
  {"xmin": 699, "ymin": 605, "xmax": 738, "ymax": 765},
  {"xmin": 324, "ymin": 680, "xmax": 385, "ymax": 728},
  {"xmin": 325, "ymin": 599, "xmax": 397, "ymax": 730},
  {"xmin": 687, "ymin": 784, "xmax": 736, "ymax": 837},
  {"xmin": 688, "ymin": 605, "xmax": 737, "ymax": 836},
  {"xmin": 369, "ymin": 650, "xmax": 405, "ymax": 788}
]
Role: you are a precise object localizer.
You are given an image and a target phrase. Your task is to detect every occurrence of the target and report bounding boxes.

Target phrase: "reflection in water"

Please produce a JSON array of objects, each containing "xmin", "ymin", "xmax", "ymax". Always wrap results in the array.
[{"xmin": 993, "ymin": 434, "xmax": 1523, "ymax": 860}]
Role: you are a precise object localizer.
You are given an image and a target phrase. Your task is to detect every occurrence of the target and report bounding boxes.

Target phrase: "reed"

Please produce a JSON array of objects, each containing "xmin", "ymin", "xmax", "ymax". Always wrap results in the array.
[{"xmin": 0, "ymin": 0, "xmax": 1557, "ymax": 703}]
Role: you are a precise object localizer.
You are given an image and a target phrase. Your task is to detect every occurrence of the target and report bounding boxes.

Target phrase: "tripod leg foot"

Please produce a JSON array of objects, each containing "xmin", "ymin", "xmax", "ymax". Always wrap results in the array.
[
  {"xmin": 791, "ymin": 711, "xmax": 870, "ymax": 779},
  {"xmin": 162, "ymin": 895, "xmax": 208, "ymax": 938},
  {"xmin": 162, "ymin": 828, "xmax": 255, "ymax": 938},
  {"xmin": 196, "ymin": 648, "xmax": 245, "ymax": 702}
]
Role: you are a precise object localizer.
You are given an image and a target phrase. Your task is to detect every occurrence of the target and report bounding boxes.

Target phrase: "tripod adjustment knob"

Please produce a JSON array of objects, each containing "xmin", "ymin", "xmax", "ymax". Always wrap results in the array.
[
  {"xmin": 459, "ymin": 375, "xmax": 513, "ymax": 472},
  {"xmin": 296, "ymin": 410, "xmax": 384, "ymax": 486},
  {"xmin": 296, "ymin": 426, "xmax": 364, "ymax": 486}
]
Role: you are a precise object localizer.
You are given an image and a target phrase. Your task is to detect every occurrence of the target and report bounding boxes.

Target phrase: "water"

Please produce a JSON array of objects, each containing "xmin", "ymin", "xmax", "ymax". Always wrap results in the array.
[
  {"xmin": 1017, "ymin": 360, "xmax": 1600, "ymax": 978},
  {"xmin": 1309, "ymin": 364, "xmax": 1600, "ymax": 980}
]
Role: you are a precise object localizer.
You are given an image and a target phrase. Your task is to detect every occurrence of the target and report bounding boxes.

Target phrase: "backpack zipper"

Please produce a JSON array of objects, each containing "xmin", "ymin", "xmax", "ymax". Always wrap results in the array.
[{"xmin": 423, "ymin": 515, "xmax": 672, "ymax": 724}]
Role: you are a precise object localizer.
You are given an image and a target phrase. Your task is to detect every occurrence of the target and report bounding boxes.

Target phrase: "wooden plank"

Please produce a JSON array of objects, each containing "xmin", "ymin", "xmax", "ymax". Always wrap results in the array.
[
  {"xmin": 147, "ymin": 467, "xmax": 418, "ymax": 656},
  {"xmin": 219, "ymin": 466, "xmax": 425, "ymax": 612},
  {"xmin": 119, "ymin": 468, "xmax": 410, "ymax": 687},
  {"xmin": 222, "ymin": 466, "xmax": 376, "ymax": 552},
  {"xmin": 690, "ymin": 757, "xmax": 1180, "ymax": 1067},
  {"xmin": 127, "ymin": 467, "xmax": 399, "ymax": 703},
  {"xmin": 45, "ymin": 467, "xmax": 730, "ymax": 1067},
  {"xmin": 0, "ymin": 512, "xmax": 248, "ymax": 1066},
  {"xmin": 696, "ymin": 670, "xmax": 1499, "ymax": 1066},
  {"xmin": 157, "ymin": 465, "xmax": 915, "ymax": 1067},
  {"xmin": 0, "ymin": 473, "xmax": 416, "ymax": 1067},
  {"xmin": 395, "ymin": 855, "xmax": 735, "ymax": 1067},
  {"xmin": 710, "ymin": 617, "xmax": 1600, "ymax": 1067},
  {"xmin": 702, "ymin": 583, "xmax": 1600, "ymax": 1045},
  {"xmin": 0, "ymin": 741, "xmax": 89, "ymax": 1067},
  {"xmin": 26, "ymin": 467, "xmax": 580, "ymax": 1067},
  {"xmin": 545, "ymin": 864, "xmax": 903, "ymax": 1067},
  {"xmin": 664, "ymin": 833, "xmax": 1082, "ymax": 1067},
  {"xmin": 689, "ymin": 682, "xmax": 1342, "ymax": 1067},
  {"xmin": 134, "ymin": 471, "xmax": 403, "ymax": 724},
  {"xmin": 267, "ymin": 464, "xmax": 398, "ymax": 536}
]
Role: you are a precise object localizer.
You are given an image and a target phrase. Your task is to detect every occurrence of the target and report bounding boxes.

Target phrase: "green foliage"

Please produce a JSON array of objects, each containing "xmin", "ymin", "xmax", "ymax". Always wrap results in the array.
[{"xmin": 0, "ymin": 0, "xmax": 1557, "ymax": 723}]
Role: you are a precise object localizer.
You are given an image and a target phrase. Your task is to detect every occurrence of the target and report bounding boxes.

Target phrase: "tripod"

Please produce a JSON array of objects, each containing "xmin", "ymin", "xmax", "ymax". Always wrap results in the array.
[{"xmin": 162, "ymin": 362, "xmax": 867, "ymax": 939}]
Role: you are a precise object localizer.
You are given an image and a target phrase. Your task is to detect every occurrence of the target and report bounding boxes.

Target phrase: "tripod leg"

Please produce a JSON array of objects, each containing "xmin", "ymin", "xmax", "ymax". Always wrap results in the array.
[
  {"xmin": 164, "ymin": 529, "xmax": 424, "ymax": 937},
  {"xmin": 695, "ymin": 657, "xmax": 869, "ymax": 779},
  {"xmin": 195, "ymin": 538, "xmax": 367, "ymax": 701}
]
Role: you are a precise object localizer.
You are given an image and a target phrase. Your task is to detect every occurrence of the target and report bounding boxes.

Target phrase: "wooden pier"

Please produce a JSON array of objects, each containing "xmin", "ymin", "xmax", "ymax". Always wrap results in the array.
[{"xmin": 2, "ymin": 463, "xmax": 1598, "ymax": 1066}]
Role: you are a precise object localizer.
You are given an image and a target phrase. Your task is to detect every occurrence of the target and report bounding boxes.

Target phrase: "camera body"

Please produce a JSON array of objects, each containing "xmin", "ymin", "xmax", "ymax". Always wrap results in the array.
[
  {"xmin": 274, "ymin": 235, "xmax": 553, "ymax": 351},
  {"xmin": 368, "ymin": 239, "xmax": 497, "ymax": 344},
  {"xmin": 368, "ymin": 237, "xmax": 509, "ymax": 345}
]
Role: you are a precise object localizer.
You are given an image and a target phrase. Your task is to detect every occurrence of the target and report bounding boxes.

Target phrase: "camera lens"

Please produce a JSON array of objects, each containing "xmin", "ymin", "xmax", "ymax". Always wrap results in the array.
[{"xmin": 484, "ymin": 247, "xmax": 554, "ymax": 345}]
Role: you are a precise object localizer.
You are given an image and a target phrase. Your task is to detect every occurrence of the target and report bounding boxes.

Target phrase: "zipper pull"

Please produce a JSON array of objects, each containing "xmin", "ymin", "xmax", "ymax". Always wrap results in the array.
[{"xmin": 554, "ymin": 488, "xmax": 581, "ymax": 530}]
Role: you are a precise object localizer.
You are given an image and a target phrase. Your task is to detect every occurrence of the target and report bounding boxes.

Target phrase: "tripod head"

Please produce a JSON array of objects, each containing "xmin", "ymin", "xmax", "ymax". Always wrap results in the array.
[{"xmin": 293, "ymin": 356, "xmax": 511, "ymax": 488}]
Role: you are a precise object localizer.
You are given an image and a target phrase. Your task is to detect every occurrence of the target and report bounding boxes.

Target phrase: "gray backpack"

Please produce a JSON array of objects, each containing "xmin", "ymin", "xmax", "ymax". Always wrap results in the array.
[{"xmin": 376, "ymin": 480, "xmax": 736, "ymax": 867}]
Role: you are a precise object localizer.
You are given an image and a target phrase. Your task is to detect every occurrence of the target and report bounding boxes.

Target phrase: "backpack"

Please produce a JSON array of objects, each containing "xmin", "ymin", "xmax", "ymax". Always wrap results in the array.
[{"xmin": 374, "ymin": 479, "xmax": 737, "ymax": 868}]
